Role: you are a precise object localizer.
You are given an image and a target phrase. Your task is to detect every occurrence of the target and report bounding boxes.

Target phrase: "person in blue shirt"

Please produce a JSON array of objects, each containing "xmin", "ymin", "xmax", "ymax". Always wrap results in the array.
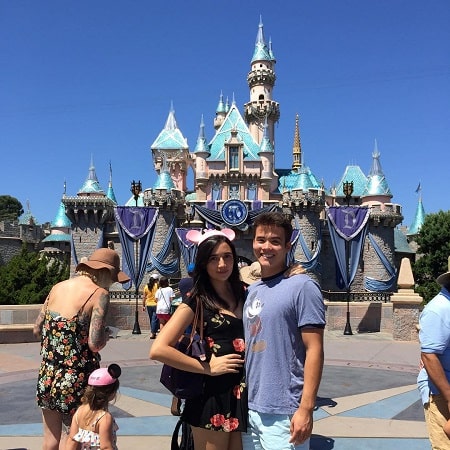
[
  {"xmin": 418, "ymin": 258, "xmax": 450, "ymax": 449},
  {"xmin": 242, "ymin": 212, "xmax": 325, "ymax": 450}
]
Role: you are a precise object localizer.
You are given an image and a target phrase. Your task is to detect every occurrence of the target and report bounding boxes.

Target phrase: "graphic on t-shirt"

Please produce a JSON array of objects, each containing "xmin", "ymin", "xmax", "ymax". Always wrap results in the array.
[{"xmin": 246, "ymin": 296, "xmax": 266, "ymax": 353}]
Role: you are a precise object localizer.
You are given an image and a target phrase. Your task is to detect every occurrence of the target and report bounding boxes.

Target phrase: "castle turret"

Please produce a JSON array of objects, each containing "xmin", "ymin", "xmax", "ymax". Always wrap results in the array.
[
  {"xmin": 193, "ymin": 115, "xmax": 210, "ymax": 195},
  {"xmin": 244, "ymin": 17, "xmax": 280, "ymax": 146},
  {"xmin": 150, "ymin": 104, "xmax": 190, "ymax": 191},
  {"xmin": 214, "ymin": 92, "xmax": 227, "ymax": 130}
]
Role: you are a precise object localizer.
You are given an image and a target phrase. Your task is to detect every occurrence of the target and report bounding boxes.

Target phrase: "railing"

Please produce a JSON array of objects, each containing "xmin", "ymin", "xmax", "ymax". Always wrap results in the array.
[{"xmin": 323, "ymin": 291, "xmax": 392, "ymax": 303}]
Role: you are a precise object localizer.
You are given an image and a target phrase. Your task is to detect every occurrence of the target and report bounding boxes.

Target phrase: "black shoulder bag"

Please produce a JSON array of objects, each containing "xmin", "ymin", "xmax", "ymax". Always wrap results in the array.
[{"xmin": 160, "ymin": 297, "xmax": 206, "ymax": 399}]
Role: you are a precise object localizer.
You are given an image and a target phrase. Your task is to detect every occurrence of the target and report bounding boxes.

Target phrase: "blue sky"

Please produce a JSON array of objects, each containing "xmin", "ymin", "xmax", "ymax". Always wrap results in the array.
[{"xmin": 1, "ymin": 0, "xmax": 449, "ymax": 228}]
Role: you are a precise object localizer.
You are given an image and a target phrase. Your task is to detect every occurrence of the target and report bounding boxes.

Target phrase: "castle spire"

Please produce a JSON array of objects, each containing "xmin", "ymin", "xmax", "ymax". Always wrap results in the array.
[
  {"xmin": 77, "ymin": 156, "xmax": 105, "ymax": 196},
  {"xmin": 106, "ymin": 161, "xmax": 118, "ymax": 204},
  {"xmin": 362, "ymin": 140, "xmax": 392, "ymax": 197},
  {"xmin": 245, "ymin": 18, "xmax": 280, "ymax": 146},
  {"xmin": 292, "ymin": 114, "xmax": 302, "ymax": 171},
  {"xmin": 408, "ymin": 192, "xmax": 426, "ymax": 236},
  {"xmin": 194, "ymin": 115, "xmax": 210, "ymax": 155}
]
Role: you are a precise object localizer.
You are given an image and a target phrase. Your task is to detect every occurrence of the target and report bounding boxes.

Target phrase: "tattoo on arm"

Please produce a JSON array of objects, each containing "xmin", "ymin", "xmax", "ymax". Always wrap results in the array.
[
  {"xmin": 89, "ymin": 291, "xmax": 110, "ymax": 351},
  {"xmin": 33, "ymin": 307, "xmax": 46, "ymax": 338}
]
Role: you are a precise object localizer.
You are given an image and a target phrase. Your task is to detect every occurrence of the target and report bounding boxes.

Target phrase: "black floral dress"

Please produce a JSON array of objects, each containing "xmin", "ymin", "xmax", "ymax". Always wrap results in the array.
[
  {"xmin": 36, "ymin": 289, "xmax": 100, "ymax": 420},
  {"xmin": 182, "ymin": 296, "xmax": 248, "ymax": 432}
]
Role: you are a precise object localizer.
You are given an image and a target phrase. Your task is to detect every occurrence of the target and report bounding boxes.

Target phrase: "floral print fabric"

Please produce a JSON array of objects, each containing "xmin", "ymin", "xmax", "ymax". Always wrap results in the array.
[
  {"xmin": 36, "ymin": 309, "xmax": 100, "ymax": 416},
  {"xmin": 72, "ymin": 411, "xmax": 119, "ymax": 450},
  {"xmin": 181, "ymin": 298, "xmax": 248, "ymax": 432}
]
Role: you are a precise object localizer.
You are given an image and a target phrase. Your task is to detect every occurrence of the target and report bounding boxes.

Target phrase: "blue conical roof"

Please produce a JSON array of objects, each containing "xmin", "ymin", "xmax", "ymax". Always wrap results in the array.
[
  {"xmin": 251, "ymin": 17, "xmax": 273, "ymax": 63},
  {"xmin": 153, "ymin": 171, "xmax": 176, "ymax": 190},
  {"xmin": 362, "ymin": 141, "xmax": 392, "ymax": 197},
  {"xmin": 18, "ymin": 200, "xmax": 38, "ymax": 225},
  {"xmin": 78, "ymin": 156, "xmax": 105, "ymax": 195},
  {"xmin": 106, "ymin": 163, "xmax": 118, "ymax": 204},
  {"xmin": 194, "ymin": 115, "xmax": 210, "ymax": 155},
  {"xmin": 151, "ymin": 105, "xmax": 188, "ymax": 150},
  {"xmin": 216, "ymin": 92, "xmax": 226, "ymax": 114},
  {"xmin": 407, "ymin": 197, "xmax": 426, "ymax": 236},
  {"xmin": 259, "ymin": 119, "xmax": 274, "ymax": 153},
  {"xmin": 51, "ymin": 202, "xmax": 71, "ymax": 228}
]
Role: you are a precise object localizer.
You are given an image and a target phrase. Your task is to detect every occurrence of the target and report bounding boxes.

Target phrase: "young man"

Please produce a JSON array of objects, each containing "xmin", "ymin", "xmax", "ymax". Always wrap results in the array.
[{"xmin": 242, "ymin": 212, "xmax": 325, "ymax": 450}]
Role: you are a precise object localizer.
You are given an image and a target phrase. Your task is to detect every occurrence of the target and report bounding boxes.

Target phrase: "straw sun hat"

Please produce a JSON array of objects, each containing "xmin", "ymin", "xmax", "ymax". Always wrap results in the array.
[
  {"xmin": 76, "ymin": 248, "xmax": 130, "ymax": 284},
  {"xmin": 240, "ymin": 261, "xmax": 262, "ymax": 286}
]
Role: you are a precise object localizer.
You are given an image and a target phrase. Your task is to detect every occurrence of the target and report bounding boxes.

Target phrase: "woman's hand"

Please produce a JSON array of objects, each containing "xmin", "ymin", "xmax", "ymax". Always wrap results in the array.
[
  {"xmin": 208, "ymin": 353, "xmax": 244, "ymax": 376},
  {"xmin": 284, "ymin": 262, "xmax": 306, "ymax": 278}
]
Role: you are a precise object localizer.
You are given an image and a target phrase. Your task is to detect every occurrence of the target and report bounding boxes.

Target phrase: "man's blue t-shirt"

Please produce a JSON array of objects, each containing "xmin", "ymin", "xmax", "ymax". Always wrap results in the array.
[
  {"xmin": 417, "ymin": 287, "xmax": 450, "ymax": 404},
  {"xmin": 243, "ymin": 272, "xmax": 325, "ymax": 415}
]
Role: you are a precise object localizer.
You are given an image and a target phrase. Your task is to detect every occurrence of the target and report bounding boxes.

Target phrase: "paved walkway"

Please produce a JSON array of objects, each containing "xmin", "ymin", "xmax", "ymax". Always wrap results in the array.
[{"xmin": 0, "ymin": 330, "xmax": 430, "ymax": 450}]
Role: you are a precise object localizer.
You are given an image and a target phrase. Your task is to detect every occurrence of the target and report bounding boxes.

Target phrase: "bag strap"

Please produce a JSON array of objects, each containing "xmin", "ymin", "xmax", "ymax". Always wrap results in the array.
[
  {"xmin": 170, "ymin": 418, "xmax": 183, "ymax": 450},
  {"xmin": 189, "ymin": 297, "xmax": 203, "ymax": 344}
]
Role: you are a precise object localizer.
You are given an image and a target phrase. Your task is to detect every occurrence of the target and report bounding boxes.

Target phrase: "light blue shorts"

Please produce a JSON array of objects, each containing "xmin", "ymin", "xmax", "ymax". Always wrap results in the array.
[{"xmin": 242, "ymin": 410, "xmax": 310, "ymax": 450}]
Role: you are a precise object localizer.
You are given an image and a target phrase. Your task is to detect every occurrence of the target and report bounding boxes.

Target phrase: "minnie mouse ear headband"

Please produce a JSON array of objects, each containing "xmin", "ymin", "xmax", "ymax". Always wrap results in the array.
[
  {"xmin": 88, "ymin": 363, "xmax": 121, "ymax": 386},
  {"xmin": 186, "ymin": 228, "xmax": 235, "ymax": 246}
]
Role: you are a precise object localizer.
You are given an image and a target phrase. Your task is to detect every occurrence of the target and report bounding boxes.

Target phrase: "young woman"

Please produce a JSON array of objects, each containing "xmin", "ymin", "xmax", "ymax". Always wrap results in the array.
[
  {"xmin": 150, "ymin": 229, "xmax": 247, "ymax": 450},
  {"xmin": 33, "ymin": 248, "xmax": 129, "ymax": 450},
  {"xmin": 143, "ymin": 274, "xmax": 159, "ymax": 338},
  {"xmin": 66, "ymin": 364, "xmax": 121, "ymax": 450},
  {"xmin": 155, "ymin": 276, "xmax": 175, "ymax": 331}
]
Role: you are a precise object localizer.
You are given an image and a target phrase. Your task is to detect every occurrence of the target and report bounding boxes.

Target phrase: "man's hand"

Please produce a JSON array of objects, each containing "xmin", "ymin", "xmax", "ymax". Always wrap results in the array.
[{"xmin": 289, "ymin": 406, "xmax": 313, "ymax": 445}]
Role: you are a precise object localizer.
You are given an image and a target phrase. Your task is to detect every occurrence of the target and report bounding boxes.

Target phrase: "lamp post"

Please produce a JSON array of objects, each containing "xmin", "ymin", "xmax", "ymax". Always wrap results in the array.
[
  {"xmin": 131, "ymin": 180, "xmax": 142, "ymax": 335},
  {"xmin": 343, "ymin": 181, "xmax": 354, "ymax": 336}
]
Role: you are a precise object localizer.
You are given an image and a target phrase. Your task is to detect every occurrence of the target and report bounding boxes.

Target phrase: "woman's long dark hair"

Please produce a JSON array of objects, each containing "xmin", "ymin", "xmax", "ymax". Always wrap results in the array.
[
  {"xmin": 189, "ymin": 235, "xmax": 244, "ymax": 312},
  {"xmin": 147, "ymin": 277, "xmax": 157, "ymax": 290}
]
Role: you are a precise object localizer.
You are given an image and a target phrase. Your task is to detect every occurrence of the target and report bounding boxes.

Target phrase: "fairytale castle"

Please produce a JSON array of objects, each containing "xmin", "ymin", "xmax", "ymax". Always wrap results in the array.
[{"xmin": 33, "ymin": 19, "xmax": 426, "ymax": 300}]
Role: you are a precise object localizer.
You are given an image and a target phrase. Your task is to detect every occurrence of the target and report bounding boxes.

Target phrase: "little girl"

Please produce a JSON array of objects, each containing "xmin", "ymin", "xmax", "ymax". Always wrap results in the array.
[{"xmin": 66, "ymin": 364, "xmax": 121, "ymax": 450}]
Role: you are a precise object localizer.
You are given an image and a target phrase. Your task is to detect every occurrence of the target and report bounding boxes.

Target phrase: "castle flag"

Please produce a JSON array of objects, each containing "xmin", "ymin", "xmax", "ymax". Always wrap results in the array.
[{"xmin": 415, "ymin": 182, "xmax": 421, "ymax": 193}]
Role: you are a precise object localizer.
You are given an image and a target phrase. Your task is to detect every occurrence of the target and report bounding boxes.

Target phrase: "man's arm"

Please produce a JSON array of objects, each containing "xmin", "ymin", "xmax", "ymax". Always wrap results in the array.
[
  {"xmin": 421, "ymin": 352, "xmax": 450, "ymax": 411},
  {"xmin": 290, "ymin": 328, "xmax": 324, "ymax": 445}
]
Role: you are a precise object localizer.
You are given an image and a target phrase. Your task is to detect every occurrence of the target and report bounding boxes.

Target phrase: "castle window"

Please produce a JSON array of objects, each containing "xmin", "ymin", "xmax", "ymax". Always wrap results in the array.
[
  {"xmin": 247, "ymin": 182, "xmax": 257, "ymax": 201},
  {"xmin": 258, "ymin": 94, "xmax": 264, "ymax": 101},
  {"xmin": 229, "ymin": 146, "xmax": 239, "ymax": 170},
  {"xmin": 212, "ymin": 182, "xmax": 222, "ymax": 201}
]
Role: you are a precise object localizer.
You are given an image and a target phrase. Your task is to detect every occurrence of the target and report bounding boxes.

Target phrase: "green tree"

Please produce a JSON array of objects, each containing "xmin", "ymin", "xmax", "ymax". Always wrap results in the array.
[
  {"xmin": 413, "ymin": 210, "xmax": 450, "ymax": 303},
  {"xmin": 0, "ymin": 245, "xmax": 69, "ymax": 305},
  {"xmin": 0, "ymin": 195, "xmax": 24, "ymax": 221}
]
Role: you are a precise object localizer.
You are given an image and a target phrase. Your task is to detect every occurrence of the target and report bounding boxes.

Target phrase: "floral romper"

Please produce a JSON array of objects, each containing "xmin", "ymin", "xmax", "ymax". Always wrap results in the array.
[
  {"xmin": 36, "ymin": 289, "xmax": 100, "ymax": 420},
  {"xmin": 181, "ymin": 296, "xmax": 248, "ymax": 432}
]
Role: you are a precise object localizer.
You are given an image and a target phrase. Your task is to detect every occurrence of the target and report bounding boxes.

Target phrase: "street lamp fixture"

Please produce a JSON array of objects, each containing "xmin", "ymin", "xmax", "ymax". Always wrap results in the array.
[
  {"xmin": 343, "ymin": 181, "xmax": 353, "ymax": 207},
  {"xmin": 130, "ymin": 180, "xmax": 142, "ymax": 335},
  {"xmin": 131, "ymin": 180, "xmax": 142, "ymax": 206},
  {"xmin": 343, "ymin": 180, "xmax": 354, "ymax": 336}
]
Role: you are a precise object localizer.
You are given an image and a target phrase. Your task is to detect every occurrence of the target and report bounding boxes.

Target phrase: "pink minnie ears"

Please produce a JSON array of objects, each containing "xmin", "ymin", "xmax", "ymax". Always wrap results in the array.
[
  {"xmin": 186, "ymin": 228, "xmax": 235, "ymax": 246},
  {"xmin": 88, "ymin": 363, "xmax": 121, "ymax": 386}
]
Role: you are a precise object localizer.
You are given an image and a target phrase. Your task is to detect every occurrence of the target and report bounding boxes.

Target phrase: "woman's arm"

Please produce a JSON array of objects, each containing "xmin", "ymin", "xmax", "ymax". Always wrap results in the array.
[
  {"xmin": 150, "ymin": 303, "xmax": 244, "ymax": 376},
  {"xmin": 88, "ymin": 289, "xmax": 110, "ymax": 353},
  {"xmin": 33, "ymin": 301, "xmax": 46, "ymax": 339}
]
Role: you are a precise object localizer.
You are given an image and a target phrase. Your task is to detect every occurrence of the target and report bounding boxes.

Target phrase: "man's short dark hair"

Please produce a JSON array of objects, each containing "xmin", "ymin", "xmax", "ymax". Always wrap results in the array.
[{"xmin": 253, "ymin": 211, "xmax": 293, "ymax": 244}]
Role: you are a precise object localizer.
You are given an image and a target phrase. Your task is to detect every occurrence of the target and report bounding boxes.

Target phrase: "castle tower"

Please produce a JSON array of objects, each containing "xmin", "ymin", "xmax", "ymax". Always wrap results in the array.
[
  {"xmin": 244, "ymin": 17, "xmax": 280, "ymax": 147},
  {"xmin": 193, "ymin": 115, "xmax": 210, "ymax": 200},
  {"xmin": 150, "ymin": 104, "xmax": 191, "ymax": 192},
  {"xmin": 62, "ymin": 158, "xmax": 117, "ymax": 273}
]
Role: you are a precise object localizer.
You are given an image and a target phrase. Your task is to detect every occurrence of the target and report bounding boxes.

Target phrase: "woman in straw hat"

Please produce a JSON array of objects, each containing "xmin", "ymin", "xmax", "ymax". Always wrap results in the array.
[{"xmin": 33, "ymin": 247, "xmax": 129, "ymax": 450}]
